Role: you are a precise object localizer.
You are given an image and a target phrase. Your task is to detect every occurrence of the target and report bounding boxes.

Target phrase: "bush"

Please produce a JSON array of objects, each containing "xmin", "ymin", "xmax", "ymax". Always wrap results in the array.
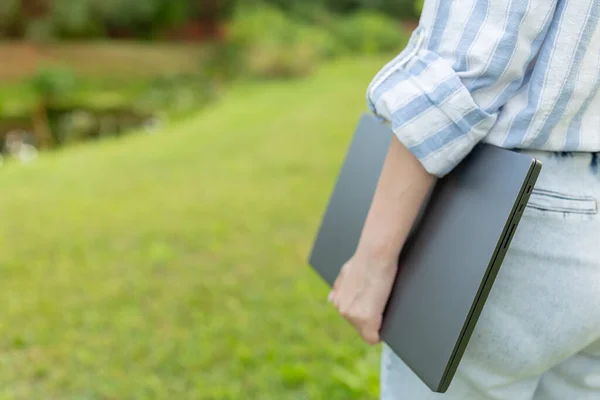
[
  {"xmin": 330, "ymin": 11, "xmax": 407, "ymax": 55},
  {"xmin": 0, "ymin": 0, "xmax": 21, "ymax": 38},
  {"xmin": 3, "ymin": 0, "xmax": 418, "ymax": 41},
  {"xmin": 51, "ymin": 0, "xmax": 233, "ymax": 39},
  {"xmin": 136, "ymin": 74, "xmax": 217, "ymax": 113},
  {"xmin": 244, "ymin": 40, "xmax": 318, "ymax": 79},
  {"xmin": 365, "ymin": 0, "xmax": 420, "ymax": 19},
  {"xmin": 226, "ymin": 5, "xmax": 328, "ymax": 79},
  {"xmin": 219, "ymin": 5, "xmax": 407, "ymax": 80},
  {"xmin": 29, "ymin": 66, "xmax": 78, "ymax": 104},
  {"xmin": 24, "ymin": 18, "xmax": 55, "ymax": 42},
  {"xmin": 261, "ymin": 0, "xmax": 419, "ymax": 19},
  {"xmin": 414, "ymin": 0, "xmax": 425, "ymax": 15},
  {"xmin": 192, "ymin": 0, "xmax": 237, "ymax": 20},
  {"xmin": 51, "ymin": 0, "xmax": 104, "ymax": 38}
]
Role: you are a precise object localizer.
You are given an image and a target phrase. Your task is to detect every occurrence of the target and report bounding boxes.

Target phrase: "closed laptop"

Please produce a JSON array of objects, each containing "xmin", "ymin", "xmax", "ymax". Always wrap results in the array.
[{"xmin": 309, "ymin": 113, "xmax": 541, "ymax": 392}]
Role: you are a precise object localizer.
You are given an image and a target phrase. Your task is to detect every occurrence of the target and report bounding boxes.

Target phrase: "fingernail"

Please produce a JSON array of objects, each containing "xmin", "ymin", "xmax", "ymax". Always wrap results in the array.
[{"xmin": 328, "ymin": 291, "xmax": 334, "ymax": 302}]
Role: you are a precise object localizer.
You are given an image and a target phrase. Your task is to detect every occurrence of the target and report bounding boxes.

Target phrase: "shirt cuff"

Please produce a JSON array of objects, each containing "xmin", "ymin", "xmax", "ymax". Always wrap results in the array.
[{"xmin": 367, "ymin": 41, "xmax": 498, "ymax": 177}]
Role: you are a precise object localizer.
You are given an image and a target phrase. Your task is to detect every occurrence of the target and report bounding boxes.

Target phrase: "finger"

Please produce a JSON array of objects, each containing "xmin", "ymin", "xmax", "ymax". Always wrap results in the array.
[
  {"xmin": 360, "ymin": 325, "xmax": 381, "ymax": 345},
  {"xmin": 332, "ymin": 265, "xmax": 346, "ymax": 294},
  {"xmin": 360, "ymin": 315, "xmax": 383, "ymax": 344},
  {"xmin": 332, "ymin": 269, "xmax": 347, "ymax": 307},
  {"xmin": 331, "ymin": 289, "xmax": 340, "ymax": 307}
]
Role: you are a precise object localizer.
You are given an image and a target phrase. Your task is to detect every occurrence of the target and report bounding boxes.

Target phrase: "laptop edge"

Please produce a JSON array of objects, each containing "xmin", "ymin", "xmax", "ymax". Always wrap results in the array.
[{"xmin": 437, "ymin": 159, "xmax": 542, "ymax": 392}]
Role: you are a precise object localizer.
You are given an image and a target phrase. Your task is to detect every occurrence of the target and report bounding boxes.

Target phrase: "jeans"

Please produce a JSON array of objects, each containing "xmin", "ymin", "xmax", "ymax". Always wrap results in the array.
[{"xmin": 381, "ymin": 151, "xmax": 600, "ymax": 400}]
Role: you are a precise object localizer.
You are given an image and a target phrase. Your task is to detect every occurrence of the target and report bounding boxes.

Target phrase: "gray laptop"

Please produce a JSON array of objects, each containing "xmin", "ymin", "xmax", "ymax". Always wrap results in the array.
[{"xmin": 308, "ymin": 113, "xmax": 542, "ymax": 393}]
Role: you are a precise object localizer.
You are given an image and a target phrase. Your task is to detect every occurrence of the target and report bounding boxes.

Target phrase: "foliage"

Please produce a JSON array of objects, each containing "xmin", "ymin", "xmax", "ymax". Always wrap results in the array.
[
  {"xmin": 330, "ymin": 11, "xmax": 407, "ymax": 55},
  {"xmin": 414, "ymin": 0, "xmax": 425, "ymax": 15},
  {"xmin": 136, "ymin": 73, "xmax": 218, "ymax": 114},
  {"xmin": 24, "ymin": 18, "xmax": 56, "ymax": 42},
  {"xmin": 50, "ymin": 0, "xmax": 175, "ymax": 39},
  {"xmin": 95, "ymin": 0, "xmax": 173, "ymax": 38},
  {"xmin": 0, "ymin": 0, "xmax": 21, "ymax": 37},
  {"xmin": 225, "ymin": 5, "xmax": 329, "ymax": 79},
  {"xmin": 223, "ymin": 5, "xmax": 405, "ymax": 80},
  {"xmin": 191, "ymin": 0, "xmax": 237, "ymax": 20},
  {"xmin": 51, "ymin": 0, "xmax": 105, "ymax": 38},
  {"xmin": 29, "ymin": 66, "xmax": 78, "ymax": 103},
  {"xmin": 260, "ymin": 0, "xmax": 418, "ymax": 19},
  {"xmin": 2, "ymin": 0, "xmax": 418, "ymax": 40},
  {"xmin": 27, "ymin": 66, "xmax": 78, "ymax": 147},
  {"xmin": 226, "ymin": 4, "xmax": 295, "ymax": 49},
  {"xmin": 365, "ymin": 0, "xmax": 421, "ymax": 19},
  {"xmin": 46, "ymin": 0, "xmax": 234, "ymax": 39},
  {"xmin": 0, "ymin": 42, "xmax": 207, "ymax": 119},
  {"xmin": 0, "ymin": 55, "xmax": 390, "ymax": 398},
  {"xmin": 8, "ymin": 68, "xmax": 214, "ymax": 148}
]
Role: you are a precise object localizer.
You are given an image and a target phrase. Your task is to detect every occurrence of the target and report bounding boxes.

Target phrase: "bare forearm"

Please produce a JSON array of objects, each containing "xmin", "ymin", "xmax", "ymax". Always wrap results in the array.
[{"xmin": 356, "ymin": 135, "xmax": 436, "ymax": 262}]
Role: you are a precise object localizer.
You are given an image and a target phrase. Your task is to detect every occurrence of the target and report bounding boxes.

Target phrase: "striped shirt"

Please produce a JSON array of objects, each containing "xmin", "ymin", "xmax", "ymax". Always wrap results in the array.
[{"xmin": 367, "ymin": 0, "xmax": 600, "ymax": 177}]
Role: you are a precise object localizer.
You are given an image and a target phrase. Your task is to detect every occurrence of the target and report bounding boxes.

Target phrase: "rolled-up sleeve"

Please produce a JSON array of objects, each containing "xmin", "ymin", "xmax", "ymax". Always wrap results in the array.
[{"xmin": 367, "ymin": 0, "xmax": 557, "ymax": 177}]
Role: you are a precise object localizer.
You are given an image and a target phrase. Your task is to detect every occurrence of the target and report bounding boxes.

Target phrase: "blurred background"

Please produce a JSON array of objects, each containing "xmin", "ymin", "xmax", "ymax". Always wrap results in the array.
[{"xmin": 0, "ymin": 1, "xmax": 422, "ymax": 398}]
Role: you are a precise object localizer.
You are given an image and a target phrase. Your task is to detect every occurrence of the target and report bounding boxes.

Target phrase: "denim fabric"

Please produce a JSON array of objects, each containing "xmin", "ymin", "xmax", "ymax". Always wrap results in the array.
[{"xmin": 381, "ymin": 151, "xmax": 600, "ymax": 399}]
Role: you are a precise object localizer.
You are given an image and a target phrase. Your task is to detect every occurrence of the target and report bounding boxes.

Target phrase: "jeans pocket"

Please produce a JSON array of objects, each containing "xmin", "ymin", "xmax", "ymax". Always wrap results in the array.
[{"xmin": 526, "ymin": 188, "xmax": 599, "ymax": 219}]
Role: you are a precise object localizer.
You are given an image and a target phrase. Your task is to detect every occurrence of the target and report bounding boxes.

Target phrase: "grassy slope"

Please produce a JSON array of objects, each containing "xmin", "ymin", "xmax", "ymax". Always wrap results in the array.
[{"xmin": 0, "ymin": 55, "xmax": 391, "ymax": 399}]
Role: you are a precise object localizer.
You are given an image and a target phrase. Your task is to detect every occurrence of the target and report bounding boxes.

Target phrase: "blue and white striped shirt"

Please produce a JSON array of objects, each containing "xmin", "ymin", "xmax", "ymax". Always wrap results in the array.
[{"xmin": 367, "ymin": 0, "xmax": 600, "ymax": 177}]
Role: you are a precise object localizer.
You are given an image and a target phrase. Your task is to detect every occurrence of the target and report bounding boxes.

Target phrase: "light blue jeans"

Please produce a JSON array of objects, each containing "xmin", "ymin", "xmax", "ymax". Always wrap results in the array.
[{"xmin": 382, "ymin": 151, "xmax": 600, "ymax": 400}]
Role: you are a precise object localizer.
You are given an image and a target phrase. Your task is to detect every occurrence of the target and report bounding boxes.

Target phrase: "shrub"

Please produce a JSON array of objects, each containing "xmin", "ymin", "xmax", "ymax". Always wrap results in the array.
[
  {"xmin": 202, "ymin": 42, "xmax": 243, "ymax": 83},
  {"xmin": 243, "ymin": 41, "xmax": 316, "ymax": 79},
  {"xmin": 136, "ymin": 74, "xmax": 217, "ymax": 113},
  {"xmin": 330, "ymin": 11, "xmax": 406, "ymax": 55},
  {"xmin": 300, "ymin": 25, "xmax": 339, "ymax": 59},
  {"xmin": 260, "ymin": 0, "xmax": 419, "ymax": 19},
  {"xmin": 219, "ymin": 5, "xmax": 408, "ymax": 80},
  {"xmin": 28, "ymin": 66, "xmax": 78, "ymax": 148},
  {"xmin": 51, "ymin": 0, "xmax": 227, "ymax": 39},
  {"xmin": 51, "ymin": 0, "xmax": 105, "ymax": 38},
  {"xmin": 226, "ymin": 4, "xmax": 289, "ymax": 47},
  {"xmin": 0, "ymin": 0, "xmax": 21, "ymax": 38},
  {"xmin": 226, "ymin": 5, "xmax": 327, "ymax": 79},
  {"xmin": 29, "ymin": 66, "xmax": 78, "ymax": 104},
  {"xmin": 193, "ymin": 0, "xmax": 237, "ymax": 20},
  {"xmin": 366, "ymin": 0, "xmax": 420, "ymax": 19},
  {"xmin": 24, "ymin": 18, "xmax": 55, "ymax": 42},
  {"xmin": 414, "ymin": 0, "xmax": 425, "ymax": 15}
]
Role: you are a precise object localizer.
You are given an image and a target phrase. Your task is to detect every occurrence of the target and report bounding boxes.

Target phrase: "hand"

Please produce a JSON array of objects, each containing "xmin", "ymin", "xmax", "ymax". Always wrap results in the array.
[
  {"xmin": 330, "ymin": 252, "xmax": 398, "ymax": 345},
  {"xmin": 328, "ymin": 135, "xmax": 433, "ymax": 345}
]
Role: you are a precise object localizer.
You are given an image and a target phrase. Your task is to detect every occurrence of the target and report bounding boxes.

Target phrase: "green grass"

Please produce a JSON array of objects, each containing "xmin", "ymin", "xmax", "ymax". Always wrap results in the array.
[{"xmin": 0, "ymin": 55, "xmax": 391, "ymax": 399}]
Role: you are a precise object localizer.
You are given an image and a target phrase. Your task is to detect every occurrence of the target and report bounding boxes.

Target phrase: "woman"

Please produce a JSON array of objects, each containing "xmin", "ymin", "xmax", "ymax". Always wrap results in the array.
[{"xmin": 330, "ymin": 0, "xmax": 600, "ymax": 398}]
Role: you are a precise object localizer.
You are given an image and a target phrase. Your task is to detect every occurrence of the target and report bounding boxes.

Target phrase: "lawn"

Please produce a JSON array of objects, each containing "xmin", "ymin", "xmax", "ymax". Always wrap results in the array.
[{"xmin": 0, "ymin": 55, "xmax": 391, "ymax": 399}]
